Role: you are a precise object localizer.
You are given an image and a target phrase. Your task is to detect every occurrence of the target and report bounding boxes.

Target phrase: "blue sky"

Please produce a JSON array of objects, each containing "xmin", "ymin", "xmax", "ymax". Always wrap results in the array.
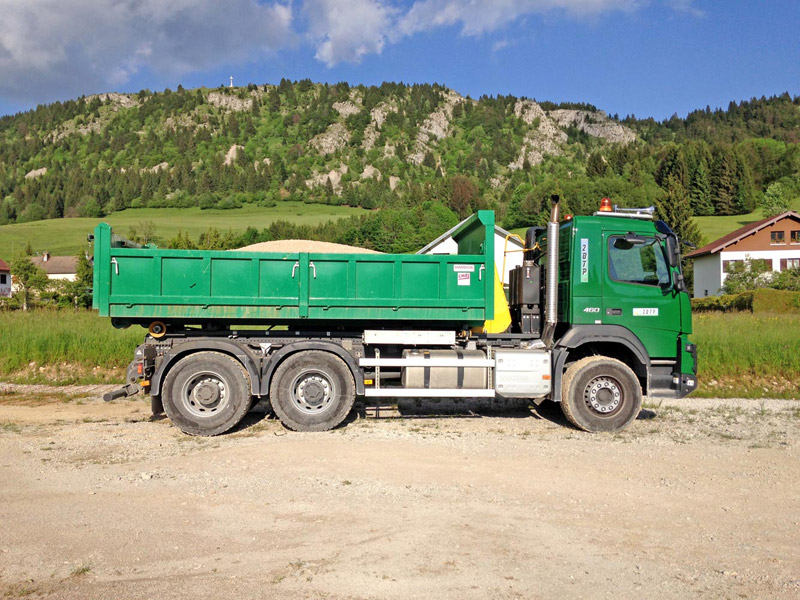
[{"xmin": 0, "ymin": 0, "xmax": 797, "ymax": 120}]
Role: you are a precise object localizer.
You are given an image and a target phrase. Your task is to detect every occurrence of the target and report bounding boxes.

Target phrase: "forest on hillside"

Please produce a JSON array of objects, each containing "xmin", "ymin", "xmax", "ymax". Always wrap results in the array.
[{"xmin": 0, "ymin": 81, "xmax": 798, "ymax": 252}]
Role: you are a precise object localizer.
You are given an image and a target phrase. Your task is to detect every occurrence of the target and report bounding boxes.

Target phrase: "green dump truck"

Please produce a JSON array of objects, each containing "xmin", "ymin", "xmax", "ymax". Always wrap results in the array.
[{"xmin": 94, "ymin": 197, "xmax": 697, "ymax": 435}]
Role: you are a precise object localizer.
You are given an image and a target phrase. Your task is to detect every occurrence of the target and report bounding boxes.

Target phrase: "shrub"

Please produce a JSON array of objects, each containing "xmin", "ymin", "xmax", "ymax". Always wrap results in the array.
[
  {"xmin": 691, "ymin": 291, "xmax": 753, "ymax": 312},
  {"xmin": 751, "ymin": 288, "xmax": 800, "ymax": 313}
]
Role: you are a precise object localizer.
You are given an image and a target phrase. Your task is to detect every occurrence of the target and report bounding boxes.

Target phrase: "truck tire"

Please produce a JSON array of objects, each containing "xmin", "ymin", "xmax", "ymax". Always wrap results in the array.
[
  {"xmin": 560, "ymin": 356, "xmax": 642, "ymax": 433},
  {"xmin": 162, "ymin": 351, "xmax": 252, "ymax": 436},
  {"xmin": 269, "ymin": 351, "xmax": 355, "ymax": 432}
]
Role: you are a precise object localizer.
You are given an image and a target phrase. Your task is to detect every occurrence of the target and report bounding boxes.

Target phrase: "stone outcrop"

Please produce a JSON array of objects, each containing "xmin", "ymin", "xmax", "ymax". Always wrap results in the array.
[
  {"xmin": 362, "ymin": 102, "xmax": 397, "ymax": 150},
  {"xmin": 87, "ymin": 93, "xmax": 139, "ymax": 109},
  {"xmin": 305, "ymin": 164, "xmax": 348, "ymax": 193},
  {"xmin": 310, "ymin": 123, "xmax": 350, "ymax": 155},
  {"xmin": 223, "ymin": 145, "xmax": 244, "ymax": 166},
  {"xmin": 207, "ymin": 92, "xmax": 253, "ymax": 112},
  {"xmin": 333, "ymin": 101, "xmax": 361, "ymax": 118},
  {"xmin": 25, "ymin": 167, "xmax": 47, "ymax": 179},
  {"xmin": 407, "ymin": 90, "xmax": 465, "ymax": 165},
  {"xmin": 361, "ymin": 165, "xmax": 381, "ymax": 181},
  {"xmin": 145, "ymin": 162, "xmax": 169, "ymax": 173},
  {"xmin": 550, "ymin": 110, "xmax": 636, "ymax": 144},
  {"xmin": 509, "ymin": 100, "xmax": 567, "ymax": 169}
]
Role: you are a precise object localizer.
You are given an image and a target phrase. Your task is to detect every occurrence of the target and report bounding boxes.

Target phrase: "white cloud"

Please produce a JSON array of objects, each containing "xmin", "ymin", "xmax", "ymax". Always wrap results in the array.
[
  {"xmin": 666, "ymin": 0, "xmax": 705, "ymax": 17},
  {"xmin": 304, "ymin": 0, "xmax": 397, "ymax": 66},
  {"xmin": 0, "ymin": 0, "xmax": 703, "ymax": 104},
  {"xmin": 396, "ymin": 1, "xmax": 643, "ymax": 38},
  {"xmin": 0, "ymin": 0, "xmax": 293, "ymax": 103}
]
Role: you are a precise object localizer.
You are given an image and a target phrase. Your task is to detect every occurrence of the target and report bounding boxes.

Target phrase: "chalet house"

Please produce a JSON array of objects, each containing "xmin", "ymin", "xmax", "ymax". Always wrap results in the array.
[
  {"xmin": 0, "ymin": 259, "xmax": 10, "ymax": 298},
  {"xmin": 29, "ymin": 252, "xmax": 79, "ymax": 282},
  {"xmin": 417, "ymin": 220, "xmax": 525, "ymax": 285},
  {"xmin": 687, "ymin": 211, "xmax": 800, "ymax": 297}
]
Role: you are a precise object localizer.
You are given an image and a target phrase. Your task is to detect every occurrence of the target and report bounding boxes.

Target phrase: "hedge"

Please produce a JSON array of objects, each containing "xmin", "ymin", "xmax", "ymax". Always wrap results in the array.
[{"xmin": 691, "ymin": 288, "xmax": 800, "ymax": 313}]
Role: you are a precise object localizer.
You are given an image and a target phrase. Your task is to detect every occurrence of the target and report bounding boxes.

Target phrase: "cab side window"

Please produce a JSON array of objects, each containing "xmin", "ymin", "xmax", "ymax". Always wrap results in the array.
[{"xmin": 608, "ymin": 236, "xmax": 670, "ymax": 287}]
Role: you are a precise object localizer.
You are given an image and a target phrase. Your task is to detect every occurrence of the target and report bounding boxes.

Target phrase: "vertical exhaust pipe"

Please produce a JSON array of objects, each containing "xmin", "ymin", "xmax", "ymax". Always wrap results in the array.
[{"xmin": 541, "ymin": 195, "xmax": 560, "ymax": 348}]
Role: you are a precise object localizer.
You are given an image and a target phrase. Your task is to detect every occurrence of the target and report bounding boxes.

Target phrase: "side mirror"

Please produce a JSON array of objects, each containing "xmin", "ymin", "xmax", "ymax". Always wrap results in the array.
[
  {"xmin": 672, "ymin": 271, "xmax": 687, "ymax": 292},
  {"xmin": 665, "ymin": 235, "xmax": 680, "ymax": 268}
]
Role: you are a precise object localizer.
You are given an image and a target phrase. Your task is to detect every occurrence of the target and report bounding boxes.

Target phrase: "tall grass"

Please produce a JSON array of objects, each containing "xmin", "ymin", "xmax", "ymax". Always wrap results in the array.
[
  {"xmin": 0, "ymin": 309, "xmax": 798, "ymax": 397},
  {"xmin": 0, "ymin": 310, "xmax": 142, "ymax": 376},
  {"xmin": 692, "ymin": 312, "xmax": 800, "ymax": 376},
  {"xmin": 691, "ymin": 312, "xmax": 800, "ymax": 398}
]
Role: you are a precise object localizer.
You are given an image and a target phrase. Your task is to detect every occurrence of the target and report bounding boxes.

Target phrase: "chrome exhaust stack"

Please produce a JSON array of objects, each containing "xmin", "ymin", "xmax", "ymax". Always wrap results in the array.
[{"xmin": 541, "ymin": 195, "xmax": 560, "ymax": 349}]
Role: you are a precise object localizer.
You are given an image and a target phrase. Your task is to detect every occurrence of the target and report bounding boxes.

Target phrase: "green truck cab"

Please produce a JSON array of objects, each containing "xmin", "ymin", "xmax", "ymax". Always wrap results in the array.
[
  {"xmin": 95, "ymin": 198, "xmax": 696, "ymax": 436},
  {"xmin": 547, "ymin": 210, "xmax": 697, "ymax": 426}
]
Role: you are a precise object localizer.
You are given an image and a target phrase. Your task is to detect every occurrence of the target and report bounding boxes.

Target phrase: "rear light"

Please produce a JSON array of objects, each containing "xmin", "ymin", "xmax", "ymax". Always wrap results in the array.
[
  {"xmin": 136, "ymin": 362, "xmax": 144, "ymax": 376},
  {"xmin": 598, "ymin": 198, "xmax": 613, "ymax": 212}
]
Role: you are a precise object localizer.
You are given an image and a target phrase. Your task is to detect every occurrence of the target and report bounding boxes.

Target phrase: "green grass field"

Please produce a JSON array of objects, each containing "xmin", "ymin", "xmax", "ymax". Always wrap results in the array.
[
  {"xmin": 1, "ymin": 309, "xmax": 797, "ymax": 397},
  {"xmin": 0, "ymin": 202, "xmax": 368, "ymax": 258},
  {"xmin": 693, "ymin": 196, "xmax": 800, "ymax": 245}
]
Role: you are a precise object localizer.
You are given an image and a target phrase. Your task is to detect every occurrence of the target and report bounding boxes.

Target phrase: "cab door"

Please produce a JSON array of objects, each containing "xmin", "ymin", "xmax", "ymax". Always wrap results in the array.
[{"xmin": 601, "ymin": 232, "xmax": 681, "ymax": 358}]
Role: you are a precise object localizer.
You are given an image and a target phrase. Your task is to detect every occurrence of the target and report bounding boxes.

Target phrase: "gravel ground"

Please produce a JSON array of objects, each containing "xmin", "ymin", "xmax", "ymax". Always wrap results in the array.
[{"xmin": 0, "ymin": 386, "xmax": 798, "ymax": 599}]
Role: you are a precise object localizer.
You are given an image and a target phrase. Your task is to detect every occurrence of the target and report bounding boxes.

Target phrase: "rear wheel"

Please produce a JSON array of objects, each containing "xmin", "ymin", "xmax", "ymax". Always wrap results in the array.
[
  {"xmin": 269, "ymin": 351, "xmax": 355, "ymax": 432},
  {"xmin": 162, "ymin": 351, "xmax": 251, "ymax": 436},
  {"xmin": 561, "ymin": 356, "xmax": 642, "ymax": 432}
]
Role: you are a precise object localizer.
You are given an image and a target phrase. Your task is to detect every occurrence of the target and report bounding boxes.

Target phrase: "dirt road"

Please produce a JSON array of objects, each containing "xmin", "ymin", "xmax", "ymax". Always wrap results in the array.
[{"xmin": 1, "ymin": 387, "xmax": 798, "ymax": 599}]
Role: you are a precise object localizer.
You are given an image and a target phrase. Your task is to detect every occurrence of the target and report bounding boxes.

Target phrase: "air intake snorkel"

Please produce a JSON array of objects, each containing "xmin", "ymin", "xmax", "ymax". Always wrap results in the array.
[{"xmin": 541, "ymin": 195, "xmax": 560, "ymax": 349}]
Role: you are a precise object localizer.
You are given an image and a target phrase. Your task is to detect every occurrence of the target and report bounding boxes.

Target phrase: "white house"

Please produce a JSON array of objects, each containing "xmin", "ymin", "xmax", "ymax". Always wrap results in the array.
[
  {"xmin": 0, "ymin": 259, "xmax": 11, "ymax": 298},
  {"xmin": 29, "ymin": 252, "xmax": 79, "ymax": 282},
  {"xmin": 417, "ymin": 219, "xmax": 526, "ymax": 285},
  {"xmin": 687, "ymin": 211, "xmax": 800, "ymax": 297}
]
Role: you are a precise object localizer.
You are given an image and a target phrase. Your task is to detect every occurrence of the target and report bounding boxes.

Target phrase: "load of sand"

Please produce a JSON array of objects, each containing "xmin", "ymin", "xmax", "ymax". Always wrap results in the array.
[{"xmin": 232, "ymin": 239, "xmax": 381, "ymax": 254}]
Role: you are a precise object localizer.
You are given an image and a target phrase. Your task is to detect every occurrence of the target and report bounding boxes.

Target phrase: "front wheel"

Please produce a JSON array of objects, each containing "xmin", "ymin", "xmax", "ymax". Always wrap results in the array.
[
  {"xmin": 560, "ymin": 356, "xmax": 642, "ymax": 433},
  {"xmin": 269, "ymin": 351, "xmax": 355, "ymax": 432}
]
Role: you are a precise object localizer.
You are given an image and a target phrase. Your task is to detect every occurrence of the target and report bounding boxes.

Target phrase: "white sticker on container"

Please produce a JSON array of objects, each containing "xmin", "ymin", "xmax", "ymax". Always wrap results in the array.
[
  {"xmin": 453, "ymin": 264, "xmax": 475, "ymax": 273},
  {"xmin": 457, "ymin": 272, "xmax": 471, "ymax": 286},
  {"xmin": 633, "ymin": 308, "xmax": 659, "ymax": 316}
]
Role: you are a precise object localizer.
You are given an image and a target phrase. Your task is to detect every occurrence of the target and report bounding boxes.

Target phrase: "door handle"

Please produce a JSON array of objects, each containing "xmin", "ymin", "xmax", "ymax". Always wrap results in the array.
[
  {"xmin": 309, "ymin": 262, "xmax": 316, "ymax": 279},
  {"xmin": 110, "ymin": 257, "xmax": 119, "ymax": 275},
  {"xmin": 291, "ymin": 261, "xmax": 299, "ymax": 278},
  {"xmin": 606, "ymin": 308, "xmax": 622, "ymax": 316}
]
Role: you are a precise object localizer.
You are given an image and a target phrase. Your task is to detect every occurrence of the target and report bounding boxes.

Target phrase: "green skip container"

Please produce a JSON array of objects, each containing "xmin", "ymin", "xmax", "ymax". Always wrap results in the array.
[{"xmin": 92, "ymin": 211, "xmax": 496, "ymax": 330}]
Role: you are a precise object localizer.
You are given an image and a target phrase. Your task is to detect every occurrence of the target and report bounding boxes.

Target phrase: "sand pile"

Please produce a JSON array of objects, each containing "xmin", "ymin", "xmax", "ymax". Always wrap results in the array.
[{"xmin": 232, "ymin": 239, "xmax": 381, "ymax": 254}]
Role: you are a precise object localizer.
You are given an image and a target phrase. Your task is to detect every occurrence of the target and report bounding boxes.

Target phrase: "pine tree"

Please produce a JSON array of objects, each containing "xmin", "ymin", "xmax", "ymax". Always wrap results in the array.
[
  {"xmin": 656, "ymin": 145, "xmax": 689, "ymax": 190},
  {"xmin": 657, "ymin": 175, "xmax": 702, "ymax": 249},
  {"xmin": 586, "ymin": 152, "xmax": 607, "ymax": 178},
  {"xmin": 710, "ymin": 148, "xmax": 737, "ymax": 216},
  {"xmin": 688, "ymin": 162, "xmax": 714, "ymax": 216}
]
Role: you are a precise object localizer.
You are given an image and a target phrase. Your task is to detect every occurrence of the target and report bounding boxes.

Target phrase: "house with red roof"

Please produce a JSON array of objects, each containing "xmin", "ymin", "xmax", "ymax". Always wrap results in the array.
[
  {"xmin": 0, "ymin": 258, "xmax": 10, "ymax": 297},
  {"xmin": 687, "ymin": 211, "xmax": 800, "ymax": 297}
]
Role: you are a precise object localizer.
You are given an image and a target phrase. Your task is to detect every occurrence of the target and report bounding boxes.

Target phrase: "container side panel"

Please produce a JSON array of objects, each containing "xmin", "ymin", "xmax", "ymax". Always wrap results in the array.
[
  {"xmin": 211, "ymin": 258, "xmax": 253, "ymax": 297},
  {"xmin": 259, "ymin": 259, "xmax": 299, "ymax": 299},
  {"xmin": 162, "ymin": 257, "xmax": 209, "ymax": 297},
  {"xmin": 355, "ymin": 261, "xmax": 394, "ymax": 299},
  {"xmin": 310, "ymin": 259, "xmax": 349, "ymax": 299},
  {"xmin": 444, "ymin": 261, "xmax": 485, "ymax": 300},
  {"xmin": 402, "ymin": 262, "xmax": 439, "ymax": 299},
  {"xmin": 111, "ymin": 256, "xmax": 156, "ymax": 297}
]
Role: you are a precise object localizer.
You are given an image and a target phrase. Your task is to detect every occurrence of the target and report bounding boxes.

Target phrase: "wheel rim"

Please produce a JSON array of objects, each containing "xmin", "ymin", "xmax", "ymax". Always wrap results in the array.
[
  {"xmin": 583, "ymin": 375, "xmax": 623, "ymax": 416},
  {"xmin": 180, "ymin": 371, "xmax": 229, "ymax": 418},
  {"xmin": 290, "ymin": 370, "xmax": 336, "ymax": 415}
]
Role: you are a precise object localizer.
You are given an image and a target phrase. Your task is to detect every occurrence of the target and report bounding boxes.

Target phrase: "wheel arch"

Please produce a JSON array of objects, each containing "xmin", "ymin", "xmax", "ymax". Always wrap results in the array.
[
  {"xmin": 151, "ymin": 341, "xmax": 261, "ymax": 398},
  {"xmin": 261, "ymin": 341, "xmax": 365, "ymax": 397},
  {"xmin": 552, "ymin": 325, "xmax": 650, "ymax": 402}
]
